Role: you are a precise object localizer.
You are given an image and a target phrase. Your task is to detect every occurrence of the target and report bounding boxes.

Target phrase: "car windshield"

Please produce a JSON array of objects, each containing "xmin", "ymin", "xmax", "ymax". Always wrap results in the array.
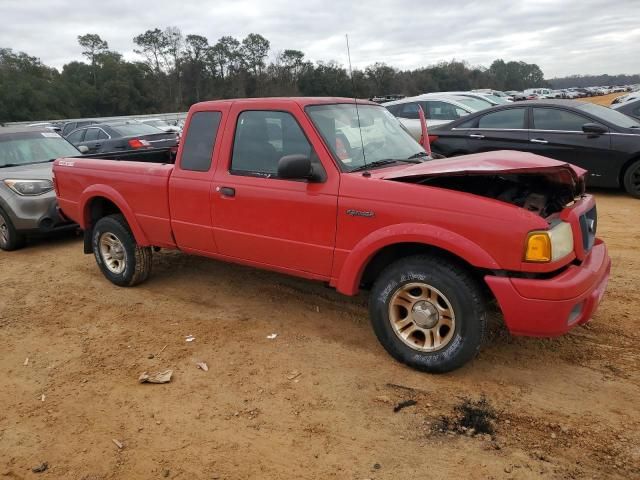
[
  {"xmin": 107, "ymin": 122, "xmax": 164, "ymax": 137},
  {"xmin": 306, "ymin": 103, "xmax": 424, "ymax": 172},
  {"xmin": 453, "ymin": 96, "xmax": 492, "ymax": 111},
  {"xmin": 0, "ymin": 132, "xmax": 80, "ymax": 167},
  {"xmin": 577, "ymin": 103, "xmax": 640, "ymax": 128},
  {"xmin": 484, "ymin": 94, "xmax": 510, "ymax": 104}
]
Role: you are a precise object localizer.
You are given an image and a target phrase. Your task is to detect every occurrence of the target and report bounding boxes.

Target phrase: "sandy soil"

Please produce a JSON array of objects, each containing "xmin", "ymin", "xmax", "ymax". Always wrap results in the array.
[
  {"xmin": 580, "ymin": 92, "xmax": 626, "ymax": 106},
  {"xmin": 1, "ymin": 192, "xmax": 639, "ymax": 479}
]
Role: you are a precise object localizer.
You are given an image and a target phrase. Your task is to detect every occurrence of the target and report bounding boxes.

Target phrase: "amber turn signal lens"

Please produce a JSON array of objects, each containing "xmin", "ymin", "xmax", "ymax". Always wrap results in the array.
[{"xmin": 525, "ymin": 232, "xmax": 551, "ymax": 262}]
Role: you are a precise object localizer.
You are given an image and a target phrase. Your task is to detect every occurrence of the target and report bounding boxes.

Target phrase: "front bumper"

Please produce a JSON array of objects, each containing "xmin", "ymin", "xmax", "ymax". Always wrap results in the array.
[
  {"xmin": 2, "ymin": 190, "xmax": 75, "ymax": 233},
  {"xmin": 485, "ymin": 240, "xmax": 611, "ymax": 337}
]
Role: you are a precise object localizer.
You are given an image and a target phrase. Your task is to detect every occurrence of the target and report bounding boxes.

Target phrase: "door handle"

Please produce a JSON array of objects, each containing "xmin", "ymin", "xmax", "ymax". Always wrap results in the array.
[
  {"xmin": 217, "ymin": 186, "xmax": 236, "ymax": 198},
  {"xmin": 530, "ymin": 138, "xmax": 548, "ymax": 144},
  {"xmin": 469, "ymin": 134, "xmax": 485, "ymax": 139}
]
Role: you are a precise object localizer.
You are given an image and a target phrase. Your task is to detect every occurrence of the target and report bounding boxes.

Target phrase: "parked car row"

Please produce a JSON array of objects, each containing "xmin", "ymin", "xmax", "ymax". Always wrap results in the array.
[
  {"xmin": 425, "ymin": 100, "xmax": 640, "ymax": 197},
  {"xmin": 0, "ymin": 118, "xmax": 179, "ymax": 251}
]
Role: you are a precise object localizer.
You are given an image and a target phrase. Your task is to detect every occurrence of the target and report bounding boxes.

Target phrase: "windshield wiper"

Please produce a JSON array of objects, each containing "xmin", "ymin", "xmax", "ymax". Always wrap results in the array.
[
  {"xmin": 349, "ymin": 158, "xmax": 421, "ymax": 173},
  {"xmin": 407, "ymin": 151, "xmax": 429, "ymax": 160},
  {"xmin": 0, "ymin": 163, "xmax": 21, "ymax": 168}
]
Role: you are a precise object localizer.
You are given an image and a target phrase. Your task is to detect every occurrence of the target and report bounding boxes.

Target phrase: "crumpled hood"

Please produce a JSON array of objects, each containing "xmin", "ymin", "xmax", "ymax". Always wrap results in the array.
[
  {"xmin": 0, "ymin": 162, "xmax": 53, "ymax": 181},
  {"xmin": 379, "ymin": 150, "xmax": 586, "ymax": 187}
]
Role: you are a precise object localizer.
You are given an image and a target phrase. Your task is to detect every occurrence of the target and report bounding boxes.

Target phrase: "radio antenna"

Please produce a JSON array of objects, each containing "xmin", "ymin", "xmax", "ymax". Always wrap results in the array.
[{"xmin": 346, "ymin": 34, "xmax": 367, "ymax": 171}]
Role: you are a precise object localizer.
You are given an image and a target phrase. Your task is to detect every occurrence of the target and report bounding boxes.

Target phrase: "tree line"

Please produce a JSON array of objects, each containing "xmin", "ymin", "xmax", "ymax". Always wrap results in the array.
[{"xmin": 1, "ymin": 27, "xmax": 552, "ymax": 122}]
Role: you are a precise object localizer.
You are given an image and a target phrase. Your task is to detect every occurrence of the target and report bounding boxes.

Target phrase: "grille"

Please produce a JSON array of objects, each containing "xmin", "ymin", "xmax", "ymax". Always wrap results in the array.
[{"xmin": 579, "ymin": 206, "xmax": 597, "ymax": 253}]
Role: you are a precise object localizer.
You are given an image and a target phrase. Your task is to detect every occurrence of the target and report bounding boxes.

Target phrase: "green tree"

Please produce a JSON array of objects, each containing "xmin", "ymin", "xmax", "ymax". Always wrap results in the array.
[{"xmin": 77, "ymin": 33, "xmax": 109, "ymax": 85}]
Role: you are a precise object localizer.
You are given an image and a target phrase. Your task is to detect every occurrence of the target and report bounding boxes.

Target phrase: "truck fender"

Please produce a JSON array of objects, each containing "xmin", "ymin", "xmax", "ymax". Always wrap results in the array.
[
  {"xmin": 334, "ymin": 223, "xmax": 500, "ymax": 295},
  {"xmin": 80, "ymin": 185, "xmax": 150, "ymax": 246}
]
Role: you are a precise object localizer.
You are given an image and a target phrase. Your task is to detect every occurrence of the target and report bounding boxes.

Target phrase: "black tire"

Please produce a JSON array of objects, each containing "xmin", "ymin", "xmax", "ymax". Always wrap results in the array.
[
  {"xmin": 92, "ymin": 214, "xmax": 152, "ymax": 287},
  {"xmin": 369, "ymin": 255, "xmax": 486, "ymax": 373},
  {"xmin": 0, "ymin": 207, "xmax": 26, "ymax": 251},
  {"xmin": 622, "ymin": 159, "xmax": 640, "ymax": 198}
]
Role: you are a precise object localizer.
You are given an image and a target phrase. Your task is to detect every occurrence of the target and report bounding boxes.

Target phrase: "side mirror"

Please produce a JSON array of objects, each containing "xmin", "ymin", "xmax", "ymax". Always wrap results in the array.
[
  {"xmin": 277, "ymin": 154, "xmax": 315, "ymax": 181},
  {"xmin": 77, "ymin": 145, "xmax": 89, "ymax": 153},
  {"xmin": 582, "ymin": 123, "xmax": 607, "ymax": 135}
]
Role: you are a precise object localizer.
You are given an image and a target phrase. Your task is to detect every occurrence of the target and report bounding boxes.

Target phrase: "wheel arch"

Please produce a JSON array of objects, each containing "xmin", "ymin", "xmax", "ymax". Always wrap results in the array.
[
  {"xmin": 80, "ymin": 186, "xmax": 149, "ymax": 252},
  {"xmin": 334, "ymin": 224, "xmax": 500, "ymax": 296}
]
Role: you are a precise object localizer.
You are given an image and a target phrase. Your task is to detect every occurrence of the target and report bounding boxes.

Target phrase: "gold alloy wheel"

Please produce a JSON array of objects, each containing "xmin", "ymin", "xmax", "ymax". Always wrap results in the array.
[
  {"xmin": 99, "ymin": 232, "xmax": 127, "ymax": 274},
  {"xmin": 388, "ymin": 282, "xmax": 456, "ymax": 352}
]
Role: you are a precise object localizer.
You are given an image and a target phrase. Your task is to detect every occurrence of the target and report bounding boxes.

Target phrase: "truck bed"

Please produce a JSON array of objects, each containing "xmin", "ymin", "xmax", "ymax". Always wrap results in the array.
[
  {"xmin": 54, "ymin": 154, "xmax": 176, "ymax": 247},
  {"xmin": 80, "ymin": 147, "xmax": 176, "ymax": 164}
]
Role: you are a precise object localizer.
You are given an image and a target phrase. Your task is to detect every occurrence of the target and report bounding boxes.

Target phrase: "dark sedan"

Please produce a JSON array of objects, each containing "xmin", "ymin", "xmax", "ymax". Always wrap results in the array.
[
  {"xmin": 428, "ymin": 100, "xmax": 640, "ymax": 197},
  {"xmin": 612, "ymin": 98, "xmax": 640, "ymax": 121},
  {"xmin": 65, "ymin": 120, "xmax": 178, "ymax": 154}
]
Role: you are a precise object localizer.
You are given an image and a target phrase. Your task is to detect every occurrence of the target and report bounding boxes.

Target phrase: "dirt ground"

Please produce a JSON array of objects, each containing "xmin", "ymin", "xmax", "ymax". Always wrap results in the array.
[
  {"xmin": 581, "ymin": 92, "xmax": 625, "ymax": 106},
  {"xmin": 1, "ymin": 191, "xmax": 639, "ymax": 480}
]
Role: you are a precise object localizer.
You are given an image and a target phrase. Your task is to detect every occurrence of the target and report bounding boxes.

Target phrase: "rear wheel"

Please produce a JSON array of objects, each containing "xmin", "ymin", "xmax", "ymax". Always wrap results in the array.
[
  {"xmin": 623, "ymin": 159, "xmax": 640, "ymax": 198},
  {"xmin": 92, "ymin": 214, "xmax": 152, "ymax": 286},
  {"xmin": 0, "ymin": 208, "xmax": 26, "ymax": 251},
  {"xmin": 369, "ymin": 255, "xmax": 486, "ymax": 373}
]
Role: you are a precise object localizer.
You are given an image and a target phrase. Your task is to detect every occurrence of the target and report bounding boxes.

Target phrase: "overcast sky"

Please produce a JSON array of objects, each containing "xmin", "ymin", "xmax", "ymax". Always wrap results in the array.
[{"xmin": 2, "ymin": 0, "xmax": 639, "ymax": 78}]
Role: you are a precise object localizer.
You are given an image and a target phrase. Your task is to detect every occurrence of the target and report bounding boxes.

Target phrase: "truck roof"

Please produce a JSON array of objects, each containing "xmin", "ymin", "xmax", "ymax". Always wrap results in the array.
[{"xmin": 192, "ymin": 97, "xmax": 378, "ymax": 109}]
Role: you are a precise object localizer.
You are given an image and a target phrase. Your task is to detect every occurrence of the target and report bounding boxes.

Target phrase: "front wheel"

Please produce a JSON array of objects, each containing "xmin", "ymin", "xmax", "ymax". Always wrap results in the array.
[
  {"xmin": 369, "ymin": 255, "xmax": 486, "ymax": 373},
  {"xmin": 623, "ymin": 159, "xmax": 640, "ymax": 198},
  {"xmin": 0, "ymin": 208, "xmax": 26, "ymax": 251},
  {"xmin": 92, "ymin": 214, "xmax": 152, "ymax": 286}
]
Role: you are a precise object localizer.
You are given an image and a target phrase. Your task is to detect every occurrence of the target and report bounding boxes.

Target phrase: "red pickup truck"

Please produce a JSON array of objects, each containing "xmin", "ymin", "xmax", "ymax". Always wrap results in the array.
[{"xmin": 53, "ymin": 97, "xmax": 611, "ymax": 372}]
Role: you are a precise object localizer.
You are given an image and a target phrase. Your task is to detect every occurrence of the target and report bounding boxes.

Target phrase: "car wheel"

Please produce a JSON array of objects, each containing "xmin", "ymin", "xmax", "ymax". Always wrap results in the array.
[
  {"xmin": 0, "ymin": 208, "xmax": 26, "ymax": 251},
  {"xmin": 623, "ymin": 159, "xmax": 640, "ymax": 198},
  {"xmin": 92, "ymin": 214, "xmax": 152, "ymax": 286},
  {"xmin": 369, "ymin": 255, "xmax": 486, "ymax": 373}
]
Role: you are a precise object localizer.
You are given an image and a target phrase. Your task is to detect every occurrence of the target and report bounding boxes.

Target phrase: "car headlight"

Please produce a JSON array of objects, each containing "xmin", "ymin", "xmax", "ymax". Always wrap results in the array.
[
  {"xmin": 3, "ymin": 179, "xmax": 54, "ymax": 196},
  {"xmin": 524, "ymin": 221, "xmax": 574, "ymax": 262}
]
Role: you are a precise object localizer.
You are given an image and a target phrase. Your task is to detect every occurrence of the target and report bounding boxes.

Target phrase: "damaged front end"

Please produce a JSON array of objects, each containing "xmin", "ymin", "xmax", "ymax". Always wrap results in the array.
[{"xmin": 382, "ymin": 151, "xmax": 586, "ymax": 218}]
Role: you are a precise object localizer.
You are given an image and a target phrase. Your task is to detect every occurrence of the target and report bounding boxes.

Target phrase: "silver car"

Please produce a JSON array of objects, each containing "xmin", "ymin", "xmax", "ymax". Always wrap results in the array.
[
  {"xmin": 0, "ymin": 127, "xmax": 81, "ymax": 250},
  {"xmin": 383, "ymin": 94, "xmax": 483, "ymax": 141}
]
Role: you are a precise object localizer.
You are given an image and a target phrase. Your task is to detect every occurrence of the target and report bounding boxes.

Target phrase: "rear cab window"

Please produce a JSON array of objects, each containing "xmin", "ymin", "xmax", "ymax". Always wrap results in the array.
[{"xmin": 179, "ymin": 111, "xmax": 222, "ymax": 172}]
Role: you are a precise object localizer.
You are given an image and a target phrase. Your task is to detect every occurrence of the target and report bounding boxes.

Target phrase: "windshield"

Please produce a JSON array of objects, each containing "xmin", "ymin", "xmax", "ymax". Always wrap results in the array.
[
  {"xmin": 484, "ymin": 94, "xmax": 510, "ymax": 104},
  {"xmin": 0, "ymin": 132, "xmax": 80, "ymax": 167},
  {"xmin": 108, "ymin": 122, "xmax": 164, "ymax": 137},
  {"xmin": 306, "ymin": 104, "xmax": 424, "ymax": 172},
  {"xmin": 577, "ymin": 103, "xmax": 640, "ymax": 128},
  {"xmin": 453, "ymin": 96, "xmax": 492, "ymax": 111}
]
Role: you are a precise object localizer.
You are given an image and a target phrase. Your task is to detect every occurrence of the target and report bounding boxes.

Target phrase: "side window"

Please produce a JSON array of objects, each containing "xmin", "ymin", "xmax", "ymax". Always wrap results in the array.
[
  {"xmin": 397, "ymin": 102, "xmax": 420, "ymax": 120},
  {"xmin": 97, "ymin": 129, "xmax": 109, "ymax": 140},
  {"xmin": 478, "ymin": 108, "xmax": 526, "ymax": 129},
  {"xmin": 231, "ymin": 110, "xmax": 313, "ymax": 177},
  {"xmin": 633, "ymin": 106, "xmax": 640, "ymax": 117},
  {"xmin": 385, "ymin": 104, "xmax": 399, "ymax": 115},
  {"xmin": 67, "ymin": 129, "xmax": 86, "ymax": 143},
  {"xmin": 180, "ymin": 111, "xmax": 222, "ymax": 172},
  {"xmin": 533, "ymin": 108, "xmax": 597, "ymax": 131},
  {"xmin": 62, "ymin": 123, "xmax": 76, "ymax": 136},
  {"xmin": 423, "ymin": 101, "xmax": 462, "ymax": 121},
  {"xmin": 84, "ymin": 128, "xmax": 99, "ymax": 142}
]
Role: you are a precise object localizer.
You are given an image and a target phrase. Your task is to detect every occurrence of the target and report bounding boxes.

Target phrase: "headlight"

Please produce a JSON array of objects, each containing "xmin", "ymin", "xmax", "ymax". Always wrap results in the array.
[
  {"xmin": 524, "ymin": 221, "xmax": 574, "ymax": 262},
  {"xmin": 3, "ymin": 179, "xmax": 54, "ymax": 196}
]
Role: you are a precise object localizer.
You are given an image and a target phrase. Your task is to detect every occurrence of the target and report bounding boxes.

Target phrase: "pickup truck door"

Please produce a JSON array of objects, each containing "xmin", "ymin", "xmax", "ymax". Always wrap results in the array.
[
  {"xmin": 168, "ymin": 109, "xmax": 225, "ymax": 253},
  {"xmin": 211, "ymin": 104, "xmax": 339, "ymax": 277}
]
